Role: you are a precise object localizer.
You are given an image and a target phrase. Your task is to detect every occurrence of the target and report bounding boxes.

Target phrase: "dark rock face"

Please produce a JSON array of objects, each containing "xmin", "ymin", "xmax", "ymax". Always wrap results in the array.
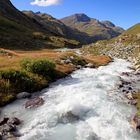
[{"xmin": 25, "ymin": 97, "xmax": 44, "ymax": 109}]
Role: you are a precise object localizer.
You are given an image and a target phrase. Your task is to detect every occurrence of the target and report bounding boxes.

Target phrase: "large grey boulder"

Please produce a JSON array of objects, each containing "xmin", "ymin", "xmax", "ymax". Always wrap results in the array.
[{"xmin": 16, "ymin": 92, "xmax": 31, "ymax": 99}]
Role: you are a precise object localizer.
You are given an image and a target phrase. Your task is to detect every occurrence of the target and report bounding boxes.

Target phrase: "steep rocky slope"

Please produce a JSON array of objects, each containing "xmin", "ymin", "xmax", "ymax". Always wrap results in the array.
[
  {"xmin": 61, "ymin": 13, "xmax": 124, "ymax": 41},
  {"xmin": 82, "ymin": 23, "xmax": 140, "ymax": 70}
]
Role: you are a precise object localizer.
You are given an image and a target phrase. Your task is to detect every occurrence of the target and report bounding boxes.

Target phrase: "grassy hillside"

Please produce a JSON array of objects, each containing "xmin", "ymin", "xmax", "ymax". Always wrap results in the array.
[
  {"xmin": 23, "ymin": 11, "xmax": 93, "ymax": 44},
  {"xmin": 0, "ymin": 15, "xmax": 80, "ymax": 50},
  {"xmin": 123, "ymin": 23, "xmax": 140, "ymax": 35},
  {"xmin": 82, "ymin": 23, "xmax": 140, "ymax": 62},
  {"xmin": 0, "ymin": 0, "xmax": 94, "ymax": 50}
]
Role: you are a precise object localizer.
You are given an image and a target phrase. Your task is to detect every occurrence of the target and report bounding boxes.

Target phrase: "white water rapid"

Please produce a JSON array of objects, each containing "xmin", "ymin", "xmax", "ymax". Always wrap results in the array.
[{"xmin": 2, "ymin": 59, "xmax": 140, "ymax": 140}]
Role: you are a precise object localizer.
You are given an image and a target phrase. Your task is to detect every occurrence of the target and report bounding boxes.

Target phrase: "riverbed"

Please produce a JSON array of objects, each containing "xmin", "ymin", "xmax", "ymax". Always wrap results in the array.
[{"xmin": 1, "ymin": 59, "xmax": 140, "ymax": 140}]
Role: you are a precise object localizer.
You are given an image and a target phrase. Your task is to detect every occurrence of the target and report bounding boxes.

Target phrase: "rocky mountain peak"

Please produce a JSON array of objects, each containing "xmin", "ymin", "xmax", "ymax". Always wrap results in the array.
[{"xmin": 73, "ymin": 13, "xmax": 91, "ymax": 22}]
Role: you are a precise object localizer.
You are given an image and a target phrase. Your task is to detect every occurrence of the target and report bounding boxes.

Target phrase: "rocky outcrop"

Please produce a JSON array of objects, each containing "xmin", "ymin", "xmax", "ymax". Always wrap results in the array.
[
  {"xmin": 83, "ymin": 24, "xmax": 140, "ymax": 71},
  {"xmin": 116, "ymin": 70, "xmax": 140, "ymax": 131}
]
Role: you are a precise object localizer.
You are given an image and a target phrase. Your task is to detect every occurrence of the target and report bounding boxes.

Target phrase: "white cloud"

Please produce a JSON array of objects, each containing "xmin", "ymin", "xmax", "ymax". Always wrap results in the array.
[{"xmin": 30, "ymin": 0, "xmax": 62, "ymax": 7}]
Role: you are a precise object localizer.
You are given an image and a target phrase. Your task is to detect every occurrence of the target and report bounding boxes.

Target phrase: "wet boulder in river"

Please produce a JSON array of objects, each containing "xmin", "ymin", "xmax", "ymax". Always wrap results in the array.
[
  {"xmin": 0, "ymin": 117, "xmax": 9, "ymax": 126},
  {"xmin": 0, "ymin": 117, "xmax": 21, "ymax": 139},
  {"xmin": 16, "ymin": 92, "xmax": 31, "ymax": 99},
  {"xmin": 128, "ymin": 100, "xmax": 137, "ymax": 105},
  {"xmin": 0, "ymin": 117, "xmax": 21, "ymax": 127},
  {"xmin": 121, "ymin": 72, "xmax": 130, "ymax": 76},
  {"xmin": 58, "ymin": 111, "xmax": 80, "ymax": 124},
  {"xmin": 8, "ymin": 117, "xmax": 21, "ymax": 126},
  {"xmin": 125, "ymin": 93, "xmax": 133, "ymax": 100},
  {"xmin": 131, "ymin": 115, "xmax": 140, "ymax": 130},
  {"xmin": 25, "ymin": 97, "xmax": 44, "ymax": 109}
]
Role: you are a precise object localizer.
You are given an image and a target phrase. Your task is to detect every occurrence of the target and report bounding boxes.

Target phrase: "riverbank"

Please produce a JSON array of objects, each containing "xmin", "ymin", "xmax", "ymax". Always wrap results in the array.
[{"xmin": 0, "ymin": 48, "xmax": 112, "ymax": 106}]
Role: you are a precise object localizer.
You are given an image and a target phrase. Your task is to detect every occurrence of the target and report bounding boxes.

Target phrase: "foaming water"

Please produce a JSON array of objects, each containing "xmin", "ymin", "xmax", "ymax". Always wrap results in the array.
[{"xmin": 2, "ymin": 59, "xmax": 140, "ymax": 140}]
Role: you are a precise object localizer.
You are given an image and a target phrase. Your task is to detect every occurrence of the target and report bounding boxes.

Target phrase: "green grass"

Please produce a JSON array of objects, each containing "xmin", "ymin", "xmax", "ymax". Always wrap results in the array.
[
  {"xmin": 71, "ymin": 56, "xmax": 87, "ymax": 66},
  {"xmin": 123, "ymin": 23, "xmax": 140, "ymax": 35}
]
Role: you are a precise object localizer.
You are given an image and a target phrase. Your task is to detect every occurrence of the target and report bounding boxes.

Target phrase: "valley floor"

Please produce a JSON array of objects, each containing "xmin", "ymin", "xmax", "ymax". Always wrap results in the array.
[{"xmin": 0, "ymin": 48, "xmax": 112, "ymax": 106}]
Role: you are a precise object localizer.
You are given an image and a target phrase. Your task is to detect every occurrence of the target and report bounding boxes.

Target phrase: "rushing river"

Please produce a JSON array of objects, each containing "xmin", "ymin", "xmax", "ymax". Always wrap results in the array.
[{"xmin": 2, "ymin": 59, "xmax": 140, "ymax": 140}]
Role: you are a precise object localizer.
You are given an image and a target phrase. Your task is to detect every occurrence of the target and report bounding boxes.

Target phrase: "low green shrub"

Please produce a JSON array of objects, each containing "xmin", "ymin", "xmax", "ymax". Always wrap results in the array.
[
  {"xmin": 20, "ymin": 59, "xmax": 56, "ymax": 77},
  {"xmin": 71, "ymin": 56, "xmax": 87, "ymax": 66}
]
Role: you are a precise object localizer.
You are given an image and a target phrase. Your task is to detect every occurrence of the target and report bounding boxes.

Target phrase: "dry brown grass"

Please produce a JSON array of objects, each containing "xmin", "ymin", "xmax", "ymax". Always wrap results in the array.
[
  {"xmin": 84, "ymin": 55, "xmax": 112, "ymax": 67},
  {"xmin": 0, "ymin": 49, "xmax": 76, "ymax": 73},
  {"xmin": 0, "ymin": 49, "xmax": 112, "ymax": 72}
]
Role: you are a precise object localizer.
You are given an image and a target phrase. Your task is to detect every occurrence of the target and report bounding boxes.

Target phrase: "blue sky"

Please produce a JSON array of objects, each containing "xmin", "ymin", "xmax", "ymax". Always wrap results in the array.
[{"xmin": 11, "ymin": 0, "xmax": 140, "ymax": 29}]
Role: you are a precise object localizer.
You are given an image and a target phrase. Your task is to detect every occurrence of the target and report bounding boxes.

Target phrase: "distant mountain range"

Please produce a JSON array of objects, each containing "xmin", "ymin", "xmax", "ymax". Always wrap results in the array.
[
  {"xmin": 22, "ymin": 11, "xmax": 93, "ymax": 45},
  {"xmin": 0, "ymin": 0, "xmax": 124, "ymax": 50},
  {"xmin": 61, "ymin": 13, "xmax": 124, "ymax": 40}
]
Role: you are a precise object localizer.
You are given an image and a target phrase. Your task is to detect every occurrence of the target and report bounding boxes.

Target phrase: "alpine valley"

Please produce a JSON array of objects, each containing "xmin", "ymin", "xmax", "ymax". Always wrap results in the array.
[{"xmin": 0, "ymin": 0, "xmax": 140, "ymax": 140}]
